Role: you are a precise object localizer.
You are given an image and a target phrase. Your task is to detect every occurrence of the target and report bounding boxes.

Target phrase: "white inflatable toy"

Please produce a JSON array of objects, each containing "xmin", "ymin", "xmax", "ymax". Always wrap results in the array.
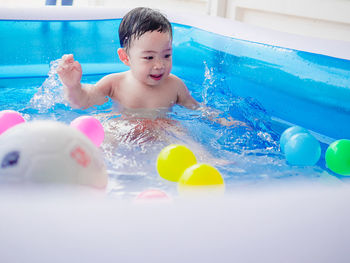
[{"xmin": 0, "ymin": 120, "xmax": 108, "ymax": 189}]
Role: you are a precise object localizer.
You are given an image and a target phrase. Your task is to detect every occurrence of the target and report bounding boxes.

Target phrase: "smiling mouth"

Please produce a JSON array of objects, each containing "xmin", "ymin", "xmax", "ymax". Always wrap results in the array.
[{"xmin": 150, "ymin": 74, "xmax": 163, "ymax": 81}]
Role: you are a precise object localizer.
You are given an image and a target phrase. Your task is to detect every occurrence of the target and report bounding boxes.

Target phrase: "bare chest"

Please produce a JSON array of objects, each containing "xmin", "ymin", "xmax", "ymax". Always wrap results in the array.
[{"xmin": 116, "ymin": 83, "xmax": 178, "ymax": 109}]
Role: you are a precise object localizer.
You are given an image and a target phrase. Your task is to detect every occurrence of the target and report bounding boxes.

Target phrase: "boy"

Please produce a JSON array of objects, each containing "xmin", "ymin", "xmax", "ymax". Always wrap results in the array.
[{"xmin": 57, "ymin": 7, "xmax": 199, "ymax": 115}]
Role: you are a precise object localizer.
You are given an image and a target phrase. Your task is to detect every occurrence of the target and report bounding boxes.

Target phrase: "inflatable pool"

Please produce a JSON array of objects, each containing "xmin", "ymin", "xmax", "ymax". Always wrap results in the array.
[{"xmin": 1, "ymin": 7, "xmax": 350, "ymax": 262}]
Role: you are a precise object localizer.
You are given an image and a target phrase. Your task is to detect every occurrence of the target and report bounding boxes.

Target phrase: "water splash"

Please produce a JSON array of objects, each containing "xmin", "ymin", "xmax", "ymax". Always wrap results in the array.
[
  {"xmin": 201, "ymin": 61, "xmax": 215, "ymax": 105},
  {"xmin": 197, "ymin": 60, "xmax": 279, "ymax": 157},
  {"xmin": 29, "ymin": 59, "xmax": 68, "ymax": 113}
]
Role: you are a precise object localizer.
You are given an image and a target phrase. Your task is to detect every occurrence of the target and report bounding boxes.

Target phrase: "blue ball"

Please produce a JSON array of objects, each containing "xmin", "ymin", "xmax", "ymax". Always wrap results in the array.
[
  {"xmin": 280, "ymin": 126, "xmax": 309, "ymax": 153},
  {"xmin": 284, "ymin": 133, "xmax": 321, "ymax": 166}
]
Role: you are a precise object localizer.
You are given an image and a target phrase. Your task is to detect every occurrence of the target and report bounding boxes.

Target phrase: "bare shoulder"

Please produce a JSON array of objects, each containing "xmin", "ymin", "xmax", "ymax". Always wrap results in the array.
[
  {"xmin": 168, "ymin": 73, "xmax": 183, "ymax": 82},
  {"xmin": 168, "ymin": 73, "xmax": 186, "ymax": 90},
  {"xmin": 94, "ymin": 72, "xmax": 126, "ymax": 98},
  {"xmin": 97, "ymin": 72, "xmax": 125, "ymax": 86},
  {"xmin": 169, "ymin": 74, "xmax": 199, "ymax": 109}
]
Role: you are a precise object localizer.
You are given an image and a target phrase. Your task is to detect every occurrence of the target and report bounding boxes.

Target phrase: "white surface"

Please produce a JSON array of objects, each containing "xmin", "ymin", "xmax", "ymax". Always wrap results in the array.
[
  {"xmin": 0, "ymin": 6, "xmax": 350, "ymax": 60},
  {"xmin": 1, "ymin": 184, "xmax": 350, "ymax": 263}
]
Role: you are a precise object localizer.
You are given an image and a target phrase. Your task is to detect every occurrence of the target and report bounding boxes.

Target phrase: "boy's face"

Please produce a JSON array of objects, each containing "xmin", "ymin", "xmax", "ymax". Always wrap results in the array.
[{"xmin": 126, "ymin": 31, "xmax": 172, "ymax": 87}]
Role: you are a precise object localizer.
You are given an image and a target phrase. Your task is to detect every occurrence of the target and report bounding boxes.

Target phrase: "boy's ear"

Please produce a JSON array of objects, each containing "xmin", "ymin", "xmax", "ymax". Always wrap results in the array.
[{"xmin": 117, "ymin": 48, "xmax": 130, "ymax": 66}]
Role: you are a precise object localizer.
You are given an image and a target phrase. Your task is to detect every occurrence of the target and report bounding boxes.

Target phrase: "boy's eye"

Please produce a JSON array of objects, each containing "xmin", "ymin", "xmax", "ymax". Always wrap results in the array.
[
  {"xmin": 143, "ymin": 56, "xmax": 154, "ymax": 60},
  {"xmin": 165, "ymin": 54, "xmax": 172, "ymax": 58}
]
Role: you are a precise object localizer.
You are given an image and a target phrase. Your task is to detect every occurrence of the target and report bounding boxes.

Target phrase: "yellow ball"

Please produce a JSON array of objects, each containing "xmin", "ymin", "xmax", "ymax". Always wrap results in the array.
[
  {"xmin": 178, "ymin": 163, "xmax": 225, "ymax": 195},
  {"xmin": 156, "ymin": 144, "xmax": 197, "ymax": 182}
]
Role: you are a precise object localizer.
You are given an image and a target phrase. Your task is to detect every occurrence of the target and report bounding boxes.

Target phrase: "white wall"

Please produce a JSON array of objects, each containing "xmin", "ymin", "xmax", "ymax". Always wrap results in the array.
[
  {"xmin": 1, "ymin": 0, "xmax": 349, "ymax": 42},
  {"xmin": 75, "ymin": 0, "xmax": 209, "ymax": 15},
  {"xmin": 218, "ymin": 0, "xmax": 350, "ymax": 42},
  {"xmin": 77, "ymin": 0, "xmax": 350, "ymax": 42}
]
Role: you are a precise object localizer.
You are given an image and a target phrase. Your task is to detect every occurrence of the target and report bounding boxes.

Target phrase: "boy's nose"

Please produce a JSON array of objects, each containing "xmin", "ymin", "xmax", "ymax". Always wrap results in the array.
[{"xmin": 153, "ymin": 59, "xmax": 164, "ymax": 70}]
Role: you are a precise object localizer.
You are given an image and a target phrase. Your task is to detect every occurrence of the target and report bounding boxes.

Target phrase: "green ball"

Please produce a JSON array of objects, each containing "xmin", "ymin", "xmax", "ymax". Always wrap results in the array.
[{"xmin": 325, "ymin": 139, "xmax": 350, "ymax": 176}]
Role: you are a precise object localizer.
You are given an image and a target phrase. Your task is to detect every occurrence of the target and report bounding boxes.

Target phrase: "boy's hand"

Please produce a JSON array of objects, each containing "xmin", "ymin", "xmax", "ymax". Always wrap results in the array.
[
  {"xmin": 57, "ymin": 54, "xmax": 82, "ymax": 90},
  {"xmin": 57, "ymin": 54, "xmax": 85, "ymax": 108},
  {"xmin": 199, "ymin": 105, "xmax": 252, "ymax": 129},
  {"xmin": 216, "ymin": 116, "xmax": 252, "ymax": 129}
]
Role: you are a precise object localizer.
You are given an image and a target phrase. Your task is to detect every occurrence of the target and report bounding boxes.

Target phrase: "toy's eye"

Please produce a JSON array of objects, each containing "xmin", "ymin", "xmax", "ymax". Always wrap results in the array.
[{"xmin": 1, "ymin": 151, "xmax": 20, "ymax": 168}]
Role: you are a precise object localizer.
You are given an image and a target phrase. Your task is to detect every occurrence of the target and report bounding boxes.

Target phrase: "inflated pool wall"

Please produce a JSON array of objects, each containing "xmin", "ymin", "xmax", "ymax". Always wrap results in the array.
[{"xmin": 0, "ymin": 7, "xmax": 349, "ymax": 140}]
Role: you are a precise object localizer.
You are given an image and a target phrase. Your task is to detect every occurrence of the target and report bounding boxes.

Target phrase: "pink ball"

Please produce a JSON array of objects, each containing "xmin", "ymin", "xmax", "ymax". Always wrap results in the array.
[
  {"xmin": 135, "ymin": 189, "xmax": 170, "ymax": 201},
  {"xmin": 70, "ymin": 116, "xmax": 104, "ymax": 147},
  {"xmin": 0, "ymin": 110, "xmax": 25, "ymax": 135}
]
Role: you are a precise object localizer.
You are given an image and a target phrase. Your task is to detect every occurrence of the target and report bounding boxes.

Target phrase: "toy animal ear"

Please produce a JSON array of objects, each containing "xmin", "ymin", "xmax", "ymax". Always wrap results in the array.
[{"xmin": 117, "ymin": 48, "xmax": 130, "ymax": 66}]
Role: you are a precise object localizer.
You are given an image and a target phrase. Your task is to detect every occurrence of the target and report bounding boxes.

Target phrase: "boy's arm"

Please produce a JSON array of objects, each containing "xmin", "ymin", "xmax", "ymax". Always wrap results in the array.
[
  {"xmin": 176, "ymin": 78, "xmax": 199, "ymax": 110},
  {"xmin": 57, "ymin": 54, "xmax": 110, "ymax": 109},
  {"xmin": 198, "ymin": 105, "xmax": 251, "ymax": 128},
  {"xmin": 176, "ymin": 77, "xmax": 251, "ymax": 128}
]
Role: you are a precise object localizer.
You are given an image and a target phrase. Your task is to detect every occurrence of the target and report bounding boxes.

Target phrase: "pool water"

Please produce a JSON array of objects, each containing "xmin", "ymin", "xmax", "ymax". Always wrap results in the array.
[
  {"xmin": 1, "ymin": 19, "xmax": 349, "ymax": 198},
  {"xmin": 0, "ymin": 59, "xmax": 336, "ymax": 199}
]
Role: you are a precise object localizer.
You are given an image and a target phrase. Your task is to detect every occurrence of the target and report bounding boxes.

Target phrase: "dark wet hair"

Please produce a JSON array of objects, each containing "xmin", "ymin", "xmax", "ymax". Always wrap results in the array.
[{"xmin": 119, "ymin": 7, "xmax": 173, "ymax": 51}]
